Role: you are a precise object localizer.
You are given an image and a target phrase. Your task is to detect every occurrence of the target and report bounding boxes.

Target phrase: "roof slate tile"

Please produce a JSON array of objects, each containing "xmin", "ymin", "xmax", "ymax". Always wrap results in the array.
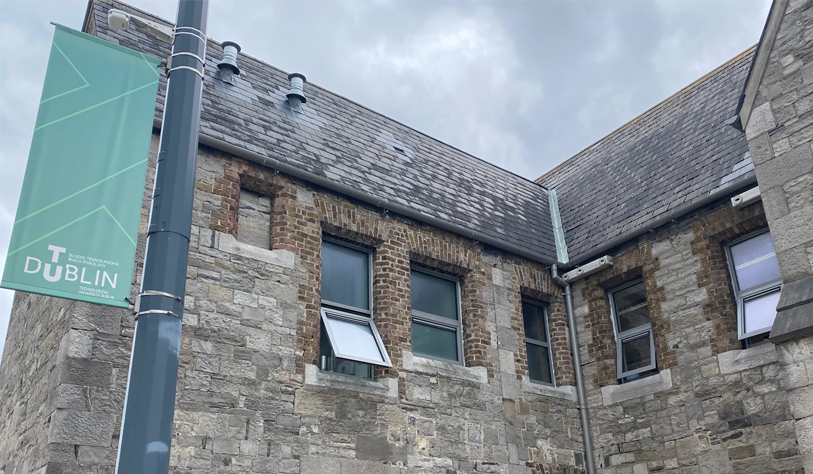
[
  {"xmin": 88, "ymin": 0, "xmax": 557, "ymax": 263},
  {"xmin": 538, "ymin": 47, "xmax": 756, "ymax": 262}
]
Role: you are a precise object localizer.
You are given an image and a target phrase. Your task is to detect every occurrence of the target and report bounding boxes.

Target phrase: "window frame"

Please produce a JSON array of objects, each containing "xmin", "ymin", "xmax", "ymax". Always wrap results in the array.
[
  {"xmin": 410, "ymin": 267, "xmax": 464, "ymax": 365},
  {"xmin": 723, "ymin": 229, "xmax": 783, "ymax": 340},
  {"xmin": 521, "ymin": 299, "xmax": 555, "ymax": 387},
  {"xmin": 320, "ymin": 307, "xmax": 392, "ymax": 367},
  {"xmin": 608, "ymin": 279, "xmax": 657, "ymax": 380},
  {"xmin": 320, "ymin": 237, "xmax": 391, "ymax": 376},
  {"xmin": 320, "ymin": 237, "xmax": 374, "ymax": 316}
]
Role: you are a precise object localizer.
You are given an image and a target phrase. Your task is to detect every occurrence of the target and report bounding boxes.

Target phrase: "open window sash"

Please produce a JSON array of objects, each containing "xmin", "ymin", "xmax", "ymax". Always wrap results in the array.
[{"xmin": 320, "ymin": 307, "xmax": 392, "ymax": 367}]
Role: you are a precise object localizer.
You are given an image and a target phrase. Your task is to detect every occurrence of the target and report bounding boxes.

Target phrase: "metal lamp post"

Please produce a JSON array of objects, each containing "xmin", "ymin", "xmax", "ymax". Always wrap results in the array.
[{"xmin": 114, "ymin": 1, "xmax": 208, "ymax": 472}]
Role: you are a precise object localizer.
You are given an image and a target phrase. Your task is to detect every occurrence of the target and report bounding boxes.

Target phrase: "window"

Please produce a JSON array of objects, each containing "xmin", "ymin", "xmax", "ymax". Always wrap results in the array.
[
  {"xmin": 410, "ymin": 269, "xmax": 463, "ymax": 364},
  {"xmin": 319, "ymin": 240, "xmax": 391, "ymax": 378},
  {"xmin": 725, "ymin": 230, "xmax": 782, "ymax": 344},
  {"xmin": 609, "ymin": 280, "xmax": 657, "ymax": 381},
  {"xmin": 522, "ymin": 300, "xmax": 554, "ymax": 385}
]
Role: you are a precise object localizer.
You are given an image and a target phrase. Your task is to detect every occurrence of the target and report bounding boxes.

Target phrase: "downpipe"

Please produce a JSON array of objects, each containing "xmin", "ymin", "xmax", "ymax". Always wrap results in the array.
[{"xmin": 552, "ymin": 264, "xmax": 596, "ymax": 474}]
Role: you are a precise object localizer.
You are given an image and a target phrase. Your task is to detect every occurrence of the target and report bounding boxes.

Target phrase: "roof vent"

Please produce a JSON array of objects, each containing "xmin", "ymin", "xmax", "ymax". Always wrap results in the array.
[
  {"xmin": 286, "ymin": 73, "xmax": 307, "ymax": 106},
  {"xmin": 217, "ymin": 41, "xmax": 241, "ymax": 85}
]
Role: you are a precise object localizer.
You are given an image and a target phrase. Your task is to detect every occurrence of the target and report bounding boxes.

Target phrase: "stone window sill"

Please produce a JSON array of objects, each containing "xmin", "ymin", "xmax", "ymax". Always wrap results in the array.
[
  {"xmin": 303, "ymin": 364, "xmax": 398, "ymax": 398},
  {"xmin": 717, "ymin": 341, "xmax": 777, "ymax": 375},
  {"xmin": 216, "ymin": 232, "xmax": 295, "ymax": 268},
  {"xmin": 600, "ymin": 368, "xmax": 672, "ymax": 406},
  {"xmin": 402, "ymin": 351, "xmax": 488, "ymax": 384},
  {"xmin": 521, "ymin": 377, "xmax": 578, "ymax": 401}
]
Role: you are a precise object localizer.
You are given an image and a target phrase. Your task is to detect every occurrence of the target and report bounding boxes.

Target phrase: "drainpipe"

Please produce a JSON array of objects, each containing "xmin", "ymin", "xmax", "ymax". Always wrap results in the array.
[{"xmin": 552, "ymin": 264, "xmax": 596, "ymax": 474}]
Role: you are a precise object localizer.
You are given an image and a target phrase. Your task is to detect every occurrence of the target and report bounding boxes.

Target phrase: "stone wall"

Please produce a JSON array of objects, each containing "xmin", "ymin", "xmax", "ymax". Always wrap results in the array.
[
  {"xmin": 0, "ymin": 293, "xmax": 76, "ymax": 474},
  {"xmin": 743, "ymin": 0, "xmax": 813, "ymax": 471},
  {"xmin": 0, "ymin": 134, "xmax": 585, "ymax": 474},
  {"xmin": 570, "ymin": 198, "xmax": 805, "ymax": 473},
  {"xmin": 0, "ymin": 134, "xmax": 160, "ymax": 474}
]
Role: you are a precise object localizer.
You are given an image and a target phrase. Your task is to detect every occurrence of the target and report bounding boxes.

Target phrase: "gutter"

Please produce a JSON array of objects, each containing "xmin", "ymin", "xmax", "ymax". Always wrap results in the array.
[
  {"xmin": 565, "ymin": 174, "xmax": 757, "ymax": 268},
  {"xmin": 551, "ymin": 264, "xmax": 595, "ymax": 474},
  {"xmin": 153, "ymin": 118, "xmax": 558, "ymax": 266}
]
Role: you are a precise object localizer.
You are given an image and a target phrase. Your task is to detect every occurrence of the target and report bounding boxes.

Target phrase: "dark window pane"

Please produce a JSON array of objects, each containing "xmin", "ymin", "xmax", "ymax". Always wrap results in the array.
[
  {"xmin": 744, "ymin": 289, "xmax": 781, "ymax": 335},
  {"xmin": 333, "ymin": 358, "xmax": 372, "ymax": 378},
  {"xmin": 621, "ymin": 333, "xmax": 653, "ymax": 373},
  {"xmin": 526, "ymin": 343, "xmax": 552, "ymax": 384},
  {"xmin": 411, "ymin": 270, "xmax": 457, "ymax": 320},
  {"xmin": 412, "ymin": 322, "xmax": 458, "ymax": 361},
  {"xmin": 319, "ymin": 325, "xmax": 371, "ymax": 378},
  {"xmin": 744, "ymin": 332, "xmax": 771, "ymax": 348},
  {"xmin": 522, "ymin": 302, "xmax": 547, "ymax": 342},
  {"xmin": 621, "ymin": 369, "xmax": 658, "ymax": 384},
  {"xmin": 613, "ymin": 282, "xmax": 650, "ymax": 332},
  {"xmin": 322, "ymin": 241, "xmax": 369, "ymax": 310},
  {"xmin": 731, "ymin": 232, "xmax": 781, "ymax": 291}
]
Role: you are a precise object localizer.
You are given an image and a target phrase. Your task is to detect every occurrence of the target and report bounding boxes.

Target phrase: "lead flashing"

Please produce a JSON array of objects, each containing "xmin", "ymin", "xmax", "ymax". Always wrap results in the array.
[{"xmin": 548, "ymin": 189, "xmax": 569, "ymax": 263}]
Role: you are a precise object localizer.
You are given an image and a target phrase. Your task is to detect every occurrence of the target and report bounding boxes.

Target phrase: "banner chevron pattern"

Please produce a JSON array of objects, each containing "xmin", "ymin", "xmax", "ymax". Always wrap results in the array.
[{"xmin": 1, "ymin": 24, "xmax": 160, "ymax": 308}]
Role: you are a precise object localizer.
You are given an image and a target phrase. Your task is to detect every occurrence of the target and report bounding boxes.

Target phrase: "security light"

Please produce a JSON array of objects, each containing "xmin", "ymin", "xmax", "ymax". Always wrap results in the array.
[
  {"xmin": 107, "ymin": 9, "xmax": 174, "ymax": 43},
  {"xmin": 107, "ymin": 10, "xmax": 130, "ymax": 31}
]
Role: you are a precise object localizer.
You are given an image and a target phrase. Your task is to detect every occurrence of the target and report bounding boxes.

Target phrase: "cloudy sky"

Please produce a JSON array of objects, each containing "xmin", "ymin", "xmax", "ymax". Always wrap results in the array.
[{"xmin": 0, "ymin": 0, "xmax": 772, "ymax": 362}]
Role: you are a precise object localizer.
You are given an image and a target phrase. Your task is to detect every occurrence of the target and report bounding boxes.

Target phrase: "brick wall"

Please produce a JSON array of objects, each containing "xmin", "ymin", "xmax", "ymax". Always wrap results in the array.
[
  {"xmin": 690, "ymin": 199, "xmax": 770, "ymax": 356},
  {"xmin": 579, "ymin": 242, "xmax": 674, "ymax": 389},
  {"xmin": 0, "ymin": 135, "xmax": 585, "ymax": 474},
  {"xmin": 571, "ymin": 198, "xmax": 804, "ymax": 473}
]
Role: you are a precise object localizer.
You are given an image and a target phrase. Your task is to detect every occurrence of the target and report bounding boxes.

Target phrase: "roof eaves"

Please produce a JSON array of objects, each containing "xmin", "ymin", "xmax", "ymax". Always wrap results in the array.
[
  {"xmin": 564, "ymin": 173, "xmax": 757, "ymax": 268},
  {"xmin": 184, "ymin": 118, "xmax": 559, "ymax": 265}
]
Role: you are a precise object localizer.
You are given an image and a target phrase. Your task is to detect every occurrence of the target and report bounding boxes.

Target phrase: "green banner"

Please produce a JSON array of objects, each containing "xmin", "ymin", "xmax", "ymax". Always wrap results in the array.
[{"xmin": 1, "ymin": 25, "xmax": 160, "ymax": 308}]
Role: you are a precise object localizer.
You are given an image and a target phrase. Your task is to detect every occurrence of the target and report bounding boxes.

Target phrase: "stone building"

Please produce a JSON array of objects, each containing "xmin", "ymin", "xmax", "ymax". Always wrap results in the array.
[{"xmin": 0, "ymin": 1, "xmax": 811, "ymax": 474}]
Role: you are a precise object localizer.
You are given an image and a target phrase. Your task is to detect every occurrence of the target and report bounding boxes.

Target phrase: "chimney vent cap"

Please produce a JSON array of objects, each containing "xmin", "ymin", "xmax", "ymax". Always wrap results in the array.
[
  {"xmin": 286, "ymin": 72, "xmax": 307, "ymax": 104},
  {"xmin": 217, "ymin": 41, "xmax": 241, "ymax": 76}
]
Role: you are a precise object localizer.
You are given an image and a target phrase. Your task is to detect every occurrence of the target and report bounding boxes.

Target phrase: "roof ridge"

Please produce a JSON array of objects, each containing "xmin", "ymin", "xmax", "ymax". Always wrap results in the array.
[
  {"xmin": 102, "ymin": 0, "xmax": 549, "ymax": 190},
  {"xmin": 537, "ymin": 44, "xmax": 757, "ymax": 184}
]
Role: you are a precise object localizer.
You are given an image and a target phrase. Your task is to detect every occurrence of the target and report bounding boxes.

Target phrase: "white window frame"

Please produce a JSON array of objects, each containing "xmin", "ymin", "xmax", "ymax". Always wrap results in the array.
[
  {"xmin": 320, "ymin": 307, "xmax": 392, "ymax": 367},
  {"xmin": 320, "ymin": 238, "xmax": 391, "ymax": 371},
  {"xmin": 410, "ymin": 267, "xmax": 464, "ymax": 365},
  {"xmin": 522, "ymin": 299, "xmax": 555, "ymax": 387},
  {"xmin": 609, "ymin": 279, "xmax": 657, "ymax": 380},
  {"xmin": 724, "ymin": 229, "xmax": 783, "ymax": 340}
]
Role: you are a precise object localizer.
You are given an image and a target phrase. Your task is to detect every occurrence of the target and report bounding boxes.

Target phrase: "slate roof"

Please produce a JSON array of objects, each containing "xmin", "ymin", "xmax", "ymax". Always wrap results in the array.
[
  {"xmin": 84, "ymin": 0, "xmax": 558, "ymax": 263},
  {"xmin": 538, "ymin": 47, "xmax": 757, "ymax": 263}
]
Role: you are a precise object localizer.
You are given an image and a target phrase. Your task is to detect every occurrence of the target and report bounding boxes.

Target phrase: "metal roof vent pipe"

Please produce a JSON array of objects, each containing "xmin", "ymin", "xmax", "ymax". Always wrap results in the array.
[
  {"xmin": 217, "ymin": 41, "xmax": 241, "ymax": 85},
  {"xmin": 286, "ymin": 73, "xmax": 307, "ymax": 110}
]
